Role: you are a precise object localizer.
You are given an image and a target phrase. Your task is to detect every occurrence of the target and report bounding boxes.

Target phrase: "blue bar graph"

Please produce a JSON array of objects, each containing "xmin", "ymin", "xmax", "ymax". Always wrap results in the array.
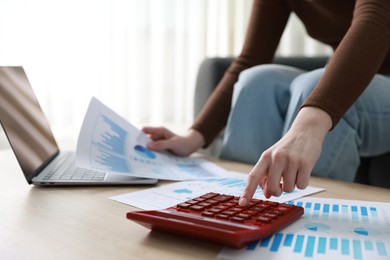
[
  {"xmin": 260, "ymin": 236, "xmax": 272, "ymax": 247},
  {"xmin": 330, "ymin": 238, "xmax": 338, "ymax": 250},
  {"xmin": 284, "ymin": 234, "xmax": 294, "ymax": 247},
  {"xmin": 313, "ymin": 203, "xmax": 321, "ymax": 218},
  {"xmin": 353, "ymin": 240, "xmax": 363, "ymax": 260},
  {"xmin": 246, "ymin": 240, "xmax": 258, "ymax": 251},
  {"xmin": 294, "ymin": 235, "xmax": 304, "ymax": 253},
  {"xmin": 91, "ymin": 114, "xmax": 133, "ymax": 172},
  {"xmin": 361, "ymin": 207, "xmax": 368, "ymax": 216},
  {"xmin": 364, "ymin": 241, "xmax": 373, "ymax": 251},
  {"xmin": 253, "ymin": 232, "xmax": 389, "ymax": 259},
  {"xmin": 100, "ymin": 115, "xmax": 127, "ymax": 155},
  {"xmin": 96, "ymin": 149, "xmax": 131, "ymax": 172},
  {"xmin": 247, "ymin": 199, "xmax": 390, "ymax": 260},
  {"xmin": 342, "ymin": 205, "xmax": 348, "ymax": 221},
  {"xmin": 270, "ymin": 233, "xmax": 283, "ymax": 252},
  {"xmin": 305, "ymin": 236, "xmax": 315, "ymax": 257},
  {"xmin": 377, "ymin": 242, "xmax": 387, "ymax": 256},
  {"xmin": 318, "ymin": 237, "xmax": 326, "ymax": 254},
  {"xmin": 361, "ymin": 207, "xmax": 369, "ymax": 223},
  {"xmin": 352, "ymin": 206, "xmax": 359, "ymax": 221},
  {"xmin": 296, "ymin": 200, "xmax": 384, "ymax": 225},
  {"xmin": 323, "ymin": 204, "xmax": 330, "ymax": 213}
]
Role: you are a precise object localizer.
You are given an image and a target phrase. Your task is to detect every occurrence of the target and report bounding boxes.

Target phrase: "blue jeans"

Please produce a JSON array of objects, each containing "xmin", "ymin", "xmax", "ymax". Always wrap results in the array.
[{"xmin": 220, "ymin": 64, "xmax": 390, "ymax": 182}]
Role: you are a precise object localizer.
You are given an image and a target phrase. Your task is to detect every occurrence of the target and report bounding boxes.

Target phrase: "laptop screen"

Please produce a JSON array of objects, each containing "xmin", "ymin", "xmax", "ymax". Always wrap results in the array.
[{"xmin": 0, "ymin": 67, "xmax": 59, "ymax": 183}]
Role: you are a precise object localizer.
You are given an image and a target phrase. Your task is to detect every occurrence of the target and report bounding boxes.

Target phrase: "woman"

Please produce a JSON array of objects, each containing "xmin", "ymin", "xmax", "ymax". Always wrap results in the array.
[{"xmin": 142, "ymin": 0, "xmax": 390, "ymax": 206}]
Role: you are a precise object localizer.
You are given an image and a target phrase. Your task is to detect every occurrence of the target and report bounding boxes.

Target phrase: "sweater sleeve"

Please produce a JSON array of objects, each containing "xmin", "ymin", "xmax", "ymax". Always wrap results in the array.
[
  {"xmin": 301, "ymin": 0, "xmax": 390, "ymax": 128},
  {"xmin": 191, "ymin": 0, "xmax": 291, "ymax": 147}
]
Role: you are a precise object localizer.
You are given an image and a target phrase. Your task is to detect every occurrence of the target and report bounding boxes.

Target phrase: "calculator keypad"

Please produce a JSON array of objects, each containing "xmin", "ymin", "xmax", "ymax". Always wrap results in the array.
[{"xmin": 172, "ymin": 192, "xmax": 295, "ymax": 226}]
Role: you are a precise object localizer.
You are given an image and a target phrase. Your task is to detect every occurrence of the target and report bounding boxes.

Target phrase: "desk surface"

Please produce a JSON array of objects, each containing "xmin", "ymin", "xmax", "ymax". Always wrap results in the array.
[{"xmin": 1, "ymin": 149, "xmax": 389, "ymax": 260}]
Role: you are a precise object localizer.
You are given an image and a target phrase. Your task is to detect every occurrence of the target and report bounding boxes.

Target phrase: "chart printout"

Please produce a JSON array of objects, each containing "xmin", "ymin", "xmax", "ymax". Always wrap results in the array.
[
  {"xmin": 109, "ymin": 175, "xmax": 324, "ymax": 210},
  {"xmin": 219, "ymin": 197, "xmax": 390, "ymax": 260},
  {"xmin": 76, "ymin": 97, "xmax": 227, "ymax": 180}
]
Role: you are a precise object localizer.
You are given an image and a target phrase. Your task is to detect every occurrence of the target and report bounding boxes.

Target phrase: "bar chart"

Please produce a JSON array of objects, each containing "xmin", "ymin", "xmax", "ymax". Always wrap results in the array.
[
  {"xmin": 77, "ymin": 97, "xmax": 231, "ymax": 180},
  {"xmin": 93, "ymin": 114, "xmax": 132, "ymax": 172},
  {"xmin": 245, "ymin": 232, "xmax": 388, "ymax": 259},
  {"xmin": 219, "ymin": 197, "xmax": 390, "ymax": 260}
]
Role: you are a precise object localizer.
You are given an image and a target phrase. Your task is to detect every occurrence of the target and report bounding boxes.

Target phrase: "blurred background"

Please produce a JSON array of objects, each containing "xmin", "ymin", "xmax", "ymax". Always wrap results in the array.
[{"xmin": 0, "ymin": 0, "xmax": 331, "ymax": 149}]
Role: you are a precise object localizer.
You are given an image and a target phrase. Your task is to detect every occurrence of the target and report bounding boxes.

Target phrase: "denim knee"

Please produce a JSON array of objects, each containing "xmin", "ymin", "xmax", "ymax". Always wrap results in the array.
[
  {"xmin": 289, "ymin": 68, "xmax": 325, "ymax": 102},
  {"xmin": 234, "ymin": 64, "xmax": 304, "ymax": 109},
  {"xmin": 283, "ymin": 69, "xmax": 325, "ymax": 133}
]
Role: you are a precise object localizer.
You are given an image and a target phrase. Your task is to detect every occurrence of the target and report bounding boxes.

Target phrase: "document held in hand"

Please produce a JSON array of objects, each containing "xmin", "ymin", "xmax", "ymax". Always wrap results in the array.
[{"xmin": 76, "ymin": 97, "xmax": 228, "ymax": 181}]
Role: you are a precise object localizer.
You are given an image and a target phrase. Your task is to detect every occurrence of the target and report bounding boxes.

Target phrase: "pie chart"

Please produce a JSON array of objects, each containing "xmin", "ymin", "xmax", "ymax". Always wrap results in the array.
[
  {"xmin": 304, "ymin": 223, "xmax": 331, "ymax": 232},
  {"xmin": 134, "ymin": 145, "xmax": 156, "ymax": 159},
  {"xmin": 354, "ymin": 227, "xmax": 381, "ymax": 236}
]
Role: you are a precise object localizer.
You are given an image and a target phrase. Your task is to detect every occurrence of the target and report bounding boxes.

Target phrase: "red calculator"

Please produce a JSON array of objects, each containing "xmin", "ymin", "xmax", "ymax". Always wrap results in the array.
[{"xmin": 126, "ymin": 192, "xmax": 304, "ymax": 248}]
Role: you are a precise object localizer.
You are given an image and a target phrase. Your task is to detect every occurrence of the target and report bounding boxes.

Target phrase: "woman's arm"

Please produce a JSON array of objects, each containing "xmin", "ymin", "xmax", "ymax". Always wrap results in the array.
[{"xmin": 192, "ymin": 0, "xmax": 292, "ymax": 147}]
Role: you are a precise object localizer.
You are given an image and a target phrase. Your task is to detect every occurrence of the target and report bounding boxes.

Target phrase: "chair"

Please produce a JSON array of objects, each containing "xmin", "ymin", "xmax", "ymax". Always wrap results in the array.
[{"xmin": 194, "ymin": 56, "xmax": 390, "ymax": 188}]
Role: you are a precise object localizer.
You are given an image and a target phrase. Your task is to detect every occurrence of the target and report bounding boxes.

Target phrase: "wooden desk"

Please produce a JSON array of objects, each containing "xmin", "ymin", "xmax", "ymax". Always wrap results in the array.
[{"xmin": 1, "ymin": 149, "xmax": 389, "ymax": 260}]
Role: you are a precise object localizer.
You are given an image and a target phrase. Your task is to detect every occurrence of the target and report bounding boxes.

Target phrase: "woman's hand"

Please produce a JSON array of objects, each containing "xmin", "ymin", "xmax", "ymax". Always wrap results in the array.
[
  {"xmin": 239, "ymin": 107, "xmax": 332, "ymax": 206},
  {"xmin": 142, "ymin": 127, "xmax": 205, "ymax": 156}
]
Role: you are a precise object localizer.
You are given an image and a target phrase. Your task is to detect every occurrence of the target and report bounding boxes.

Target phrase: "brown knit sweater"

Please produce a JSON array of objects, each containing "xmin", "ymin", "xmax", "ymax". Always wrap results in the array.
[{"xmin": 191, "ymin": 0, "xmax": 390, "ymax": 147}]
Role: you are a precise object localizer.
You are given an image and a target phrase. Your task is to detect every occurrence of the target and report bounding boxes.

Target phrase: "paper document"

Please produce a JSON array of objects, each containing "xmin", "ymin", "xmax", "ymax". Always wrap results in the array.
[
  {"xmin": 110, "ymin": 172, "xmax": 324, "ymax": 210},
  {"xmin": 219, "ymin": 197, "xmax": 390, "ymax": 260},
  {"xmin": 76, "ymin": 97, "xmax": 227, "ymax": 180}
]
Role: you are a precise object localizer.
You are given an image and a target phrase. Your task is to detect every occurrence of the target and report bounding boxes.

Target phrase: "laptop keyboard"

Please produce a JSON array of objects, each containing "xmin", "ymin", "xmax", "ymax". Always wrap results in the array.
[
  {"xmin": 43, "ymin": 166, "xmax": 106, "ymax": 181},
  {"xmin": 42, "ymin": 153, "xmax": 106, "ymax": 181}
]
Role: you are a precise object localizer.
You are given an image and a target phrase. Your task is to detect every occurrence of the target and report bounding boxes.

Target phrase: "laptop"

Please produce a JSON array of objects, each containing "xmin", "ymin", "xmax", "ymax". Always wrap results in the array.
[{"xmin": 0, "ymin": 66, "xmax": 158, "ymax": 185}]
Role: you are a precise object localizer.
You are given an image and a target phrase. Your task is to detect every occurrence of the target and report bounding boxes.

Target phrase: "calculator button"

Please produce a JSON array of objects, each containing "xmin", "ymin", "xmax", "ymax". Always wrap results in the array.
[
  {"xmin": 221, "ymin": 210, "xmax": 236, "ymax": 216},
  {"xmin": 237, "ymin": 213, "xmax": 251, "ymax": 220},
  {"xmin": 193, "ymin": 197, "xmax": 207, "ymax": 202},
  {"xmin": 230, "ymin": 207, "xmax": 244, "ymax": 213},
  {"xmin": 263, "ymin": 213, "xmax": 278, "ymax": 219},
  {"xmin": 213, "ymin": 195, "xmax": 234, "ymax": 202},
  {"xmin": 185, "ymin": 200, "xmax": 199, "ymax": 205},
  {"xmin": 270, "ymin": 209, "xmax": 284, "ymax": 216},
  {"xmin": 247, "ymin": 202, "xmax": 260, "ymax": 207},
  {"xmin": 216, "ymin": 214, "xmax": 229, "ymax": 220},
  {"xmin": 209, "ymin": 208, "xmax": 223, "ymax": 213},
  {"xmin": 215, "ymin": 205, "xmax": 229, "ymax": 210},
  {"xmin": 276, "ymin": 206, "xmax": 292, "ymax": 212},
  {"xmin": 200, "ymin": 192, "xmax": 219, "ymax": 199},
  {"xmin": 231, "ymin": 199, "xmax": 240, "ymax": 204},
  {"xmin": 205, "ymin": 199, "xmax": 219, "ymax": 205},
  {"xmin": 201, "ymin": 211, "xmax": 215, "ymax": 217},
  {"xmin": 231, "ymin": 217, "xmax": 245, "ymax": 223},
  {"xmin": 177, "ymin": 203, "xmax": 191, "ymax": 209},
  {"xmin": 257, "ymin": 204, "xmax": 272, "ymax": 210},
  {"xmin": 198, "ymin": 202, "xmax": 212, "ymax": 208},
  {"xmin": 256, "ymin": 216, "xmax": 272, "ymax": 223},
  {"xmin": 223, "ymin": 202, "xmax": 236, "ymax": 207},
  {"xmin": 252, "ymin": 207, "xmax": 266, "ymax": 213},
  {"xmin": 243, "ymin": 210, "xmax": 258, "ymax": 215},
  {"xmin": 189, "ymin": 205, "xmax": 204, "ymax": 211}
]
